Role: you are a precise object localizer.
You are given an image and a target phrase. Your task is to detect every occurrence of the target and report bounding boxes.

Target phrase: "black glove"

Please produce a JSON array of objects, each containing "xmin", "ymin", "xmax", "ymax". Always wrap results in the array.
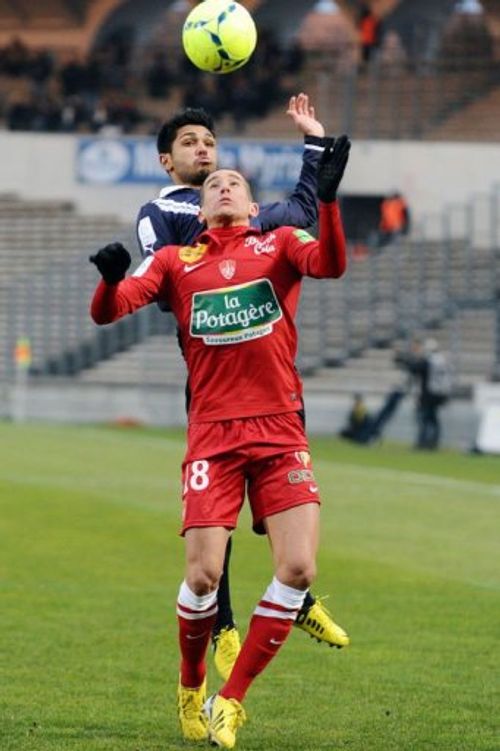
[
  {"xmin": 89, "ymin": 242, "xmax": 131, "ymax": 284},
  {"xmin": 317, "ymin": 135, "xmax": 351, "ymax": 203}
]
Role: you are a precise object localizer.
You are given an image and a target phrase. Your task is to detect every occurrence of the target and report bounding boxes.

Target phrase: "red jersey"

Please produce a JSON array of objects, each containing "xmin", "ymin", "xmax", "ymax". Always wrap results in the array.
[{"xmin": 91, "ymin": 202, "xmax": 346, "ymax": 423}]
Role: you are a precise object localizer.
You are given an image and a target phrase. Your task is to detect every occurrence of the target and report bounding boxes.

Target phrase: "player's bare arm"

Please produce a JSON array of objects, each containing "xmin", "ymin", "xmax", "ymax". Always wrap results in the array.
[{"xmin": 286, "ymin": 92, "xmax": 325, "ymax": 138}]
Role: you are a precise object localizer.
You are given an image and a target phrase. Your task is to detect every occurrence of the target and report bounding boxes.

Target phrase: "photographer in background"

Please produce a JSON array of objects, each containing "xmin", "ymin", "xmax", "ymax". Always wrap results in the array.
[{"xmin": 395, "ymin": 337, "xmax": 452, "ymax": 450}]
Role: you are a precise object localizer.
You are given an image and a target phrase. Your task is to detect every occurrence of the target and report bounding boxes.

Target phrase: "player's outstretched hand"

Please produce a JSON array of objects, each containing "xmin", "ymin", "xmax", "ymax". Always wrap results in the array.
[
  {"xmin": 286, "ymin": 92, "xmax": 325, "ymax": 138},
  {"xmin": 317, "ymin": 135, "xmax": 351, "ymax": 203},
  {"xmin": 89, "ymin": 242, "xmax": 131, "ymax": 284}
]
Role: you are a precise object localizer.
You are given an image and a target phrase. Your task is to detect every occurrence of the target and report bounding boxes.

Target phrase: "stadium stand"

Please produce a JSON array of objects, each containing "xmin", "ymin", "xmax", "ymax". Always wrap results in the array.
[
  {"xmin": 2, "ymin": 0, "xmax": 500, "ymax": 141},
  {"xmin": 2, "ymin": 186, "xmax": 493, "ymax": 399},
  {"xmin": 0, "ymin": 194, "xmax": 137, "ymax": 379},
  {"xmin": 0, "ymin": 0, "xmax": 499, "ymax": 429}
]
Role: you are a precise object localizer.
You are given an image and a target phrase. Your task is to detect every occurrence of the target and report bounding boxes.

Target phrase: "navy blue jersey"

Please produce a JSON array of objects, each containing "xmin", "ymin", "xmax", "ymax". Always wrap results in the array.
[{"xmin": 136, "ymin": 136, "xmax": 326, "ymax": 258}]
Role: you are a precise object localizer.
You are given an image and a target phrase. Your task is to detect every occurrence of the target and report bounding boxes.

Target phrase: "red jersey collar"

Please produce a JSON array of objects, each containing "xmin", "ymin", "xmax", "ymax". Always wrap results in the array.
[{"xmin": 196, "ymin": 224, "xmax": 260, "ymax": 246}]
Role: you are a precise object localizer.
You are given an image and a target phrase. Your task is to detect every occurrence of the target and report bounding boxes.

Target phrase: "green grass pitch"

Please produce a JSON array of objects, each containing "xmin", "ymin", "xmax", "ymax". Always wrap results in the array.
[{"xmin": 1, "ymin": 421, "xmax": 499, "ymax": 750}]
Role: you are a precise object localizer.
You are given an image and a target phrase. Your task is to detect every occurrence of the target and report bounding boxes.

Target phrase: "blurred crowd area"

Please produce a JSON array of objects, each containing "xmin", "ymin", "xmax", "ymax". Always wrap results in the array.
[
  {"xmin": 0, "ymin": 0, "xmax": 498, "ymax": 136},
  {"xmin": 0, "ymin": 29, "xmax": 305, "ymax": 135}
]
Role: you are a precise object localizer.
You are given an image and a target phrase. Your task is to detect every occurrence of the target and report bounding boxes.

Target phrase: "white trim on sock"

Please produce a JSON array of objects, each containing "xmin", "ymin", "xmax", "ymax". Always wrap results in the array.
[
  {"xmin": 268, "ymin": 577, "xmax": 308, "ymax": 610},
  {"xmin": 254, "ymin": 577, "xmax": 307, "ymax": 620},
  {"xmin": 177, "ymin": 580, "xmax": 218, "ymax": 619}
]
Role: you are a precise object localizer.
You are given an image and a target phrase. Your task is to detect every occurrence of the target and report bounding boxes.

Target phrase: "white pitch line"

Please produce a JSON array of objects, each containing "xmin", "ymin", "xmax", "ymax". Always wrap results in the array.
[
  {"xmin": 315, "ymin": 459, "xmax": 500, "ymax": 497},
  {"xmin": 44, "ymin": 429, "xmax": 500, "ymax": 499}
]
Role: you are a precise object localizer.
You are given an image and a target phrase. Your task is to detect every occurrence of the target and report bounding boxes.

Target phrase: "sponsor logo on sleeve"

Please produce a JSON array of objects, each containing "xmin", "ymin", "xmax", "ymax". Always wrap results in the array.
[{"xmin": 293, "ymin": 229, "xmax": 315, "ymax": 244}]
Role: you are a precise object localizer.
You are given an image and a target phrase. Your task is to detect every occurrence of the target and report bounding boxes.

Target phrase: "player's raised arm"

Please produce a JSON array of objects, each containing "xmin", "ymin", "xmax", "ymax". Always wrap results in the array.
[
  {"xmin": 285, "ymin": 135, "xmax": 351, "ymax": 279},
  {"xmin": 89, "ymin": 242, "xmax": 166, "ymax": 324},
  {"xmin": 315, "ymin": 135, "xmax": 350, "ymax": 277},
  {"xmin": 257, "ymin": 93, "xmax": 330, "ymax": 231},
  {"xmin": 89, "ymin": 242, "xmax": 131, "ymax": 284},
  {"xmin": 286, "ymin": 92, "xmax": 325, "ymax": 138}
]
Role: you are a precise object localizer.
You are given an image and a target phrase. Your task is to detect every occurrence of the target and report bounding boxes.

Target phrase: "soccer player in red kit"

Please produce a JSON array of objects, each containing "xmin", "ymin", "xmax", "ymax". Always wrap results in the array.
[
  {"xmin": 90, "ymin": 136, "xmax": 350, "ymax": 749},
  {"xmin": 139, "ymin": 96, "xmax": 350, "ymax": 681}
]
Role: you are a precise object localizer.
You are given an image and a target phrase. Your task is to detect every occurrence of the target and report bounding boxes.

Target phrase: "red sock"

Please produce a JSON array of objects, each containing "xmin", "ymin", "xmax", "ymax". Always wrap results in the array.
[
  {"xmin": 220, "ymin": 578, "xmax": 306, "ymax": 703},
  {"xmin": 177, "ymin": 581, "xmax": 218, "ymax": 688},
  {"xmin": 220, "ymin": 613, "xmax": 294, "ymax": 702},
  {"xmin": 177, "ymin": 613, "xmax": 216, "ymax": 688}
]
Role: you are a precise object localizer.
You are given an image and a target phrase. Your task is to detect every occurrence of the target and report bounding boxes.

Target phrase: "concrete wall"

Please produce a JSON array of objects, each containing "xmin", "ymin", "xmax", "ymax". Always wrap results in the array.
[
  {"xmin": 0, "ymin": 132, "xmax": 154, "ymax": 222},
  {"xmin": 0, "ymin": 380, "xmax": 480, "ymax": 451},
  {"xmin": 1, "ymin": 131, "xmax": 500, "ymax": 231}
]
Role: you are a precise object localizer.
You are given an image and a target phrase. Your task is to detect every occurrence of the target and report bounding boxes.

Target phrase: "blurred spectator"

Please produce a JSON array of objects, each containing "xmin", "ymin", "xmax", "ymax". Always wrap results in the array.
[
  {"xmin": 1, "ymin": 37, "xmax": 30, "ymax": 77},
  {"xmin": 27, "ymin": 50, "xmax": 54, "ymax": 95},
  {"xmin": 395, "ymin": 338, "xmax": 452, "ymax": 450},
  {"xmin": 283, "ymin": 39, "xmax": 306, "ymax": 77},
  {"xmin": 61, "ymin": 96, "xmax": 88, "ymax": 132},
  {"xmin": 84, "ymin": 52, "xmax": 104, "ymax": 104},
  {"xmin": 108, "ymin": 94, "xmax": 142, "ymax": 133},
  {"xmin": 377, "ymin": 192, "xmax": 410, "ymax": 247},
  {"xmin": 145, "ymin": 52, "xmax": 172, "ymax": 99},
  {"xmin": 104, "ymin": 29, "xmax": 133, "ymax": 68},
  {"xmin": 339, "ymin": 389, "xmax": 404, "ymax": 444},
  {"xmin": 339, "ymin": 393, "xmax": 373, "ymax": 443},
  {"xmin": 454, "ymin": 0, "xmax": 484, "ymax": 14},
  {"xmin": 0, "ymin": 17, "xmax": 304, "ymax": 135},
  {"xmin": 6, "ymin": 99, "xmax": 37, "ymax": 130},
  {"xmin": 441, "ymin": 0, "xmax": 493, "ymax": 69},
  {"xmin": 32, "ymin": 94, "xmax": 62, "ymax": 132},
  {"xmin": 59, "ymin": 55, "xmax": 87, "ymax": 98},
  {"xmin": 357, "ymin": 2, "xmax": 381, "ymax": 68},
  {"xmin": 378, "ymin": 29, "xmax": 407, "ymax": 68},
  {"xmin": 298, "ymin": 0, "xmax": 357, "ymax": 72}
]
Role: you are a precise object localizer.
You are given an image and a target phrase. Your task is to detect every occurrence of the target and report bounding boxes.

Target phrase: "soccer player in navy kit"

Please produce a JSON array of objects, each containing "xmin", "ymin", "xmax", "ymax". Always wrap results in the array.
[{"xmin": 135, "ymin": 94, "xmax": 349, "ymax": 683}]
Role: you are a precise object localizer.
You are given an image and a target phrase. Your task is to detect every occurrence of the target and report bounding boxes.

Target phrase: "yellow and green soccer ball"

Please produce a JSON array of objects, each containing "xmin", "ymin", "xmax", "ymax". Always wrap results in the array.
[{"xmin": 182, "ymin": 0, "xmax": 257, "ymax": 74}]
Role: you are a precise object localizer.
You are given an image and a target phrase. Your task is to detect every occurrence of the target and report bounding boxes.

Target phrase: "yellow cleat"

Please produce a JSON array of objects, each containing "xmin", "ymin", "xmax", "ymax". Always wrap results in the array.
[
  {"xmin": 295, "ymin": 597, "xmax": 350, "ymax": 648},
  {"xmin": 212, "ymin": 626, "xmax": 241, "ymax": 682},
  {"xmin": 177, "ymin": 677, "xmax": 208, "ymax": 741},
  {"xmin": 204, "ymin": 693, "xmax": 247, "ymax": 749}
]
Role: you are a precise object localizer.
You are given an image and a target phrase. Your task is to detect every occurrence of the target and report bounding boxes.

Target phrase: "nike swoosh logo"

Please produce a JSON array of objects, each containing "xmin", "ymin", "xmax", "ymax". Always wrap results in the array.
[
  {"xmin": 309, "ymin": 485, "xmax": 318, "ymax": 493},
  {"xmin": 186, "ymin": 632, "xmax": 207, "ymax": 640},
  {"xmin": 184, "ymin": 262, "xmax": 205, "ymax": 273},
  {"xmin": 270, "ymin": 638, "xmax": 284, "ymax": 645}
]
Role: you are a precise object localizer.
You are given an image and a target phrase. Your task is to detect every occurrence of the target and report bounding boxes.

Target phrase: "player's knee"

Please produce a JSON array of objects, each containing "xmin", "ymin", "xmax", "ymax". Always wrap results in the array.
[
  {"xmin": 186, "ymin": 563, "xmax": 222, "ymax": 595},
  {"xmin": 278, "ymin": 559, "xmax": 316, "ymax": 590}
]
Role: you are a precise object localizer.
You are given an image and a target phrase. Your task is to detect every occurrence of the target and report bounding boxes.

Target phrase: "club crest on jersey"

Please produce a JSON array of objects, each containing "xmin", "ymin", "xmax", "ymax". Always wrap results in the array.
[
  {"xmin": 295, "ymin": 450, "xmax": 311, "ymax": 467},
  {"xmin": 219, "ymin": 259, "xmax": 236, "ymax": 280},
  {"xmin": 179, "ymin": 243, "xmax": 207, "ymax": 264}
]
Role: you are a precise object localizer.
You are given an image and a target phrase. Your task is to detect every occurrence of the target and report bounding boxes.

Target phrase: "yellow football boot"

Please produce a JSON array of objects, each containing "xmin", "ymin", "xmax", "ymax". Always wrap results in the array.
[
  {"xmin": 204, "ymin": 693, "xmax": 247, "ymax": 749},
  {"xmin": 212, "ymin": 626, "xmax": 241, "ymax": 681},
  {"xmin": 177, "ymin": 677, "xmax": 208, "ymax": 741},
  {"xmin": 295, "ymin": 597, "xmax": 350, "ymax": 647}
]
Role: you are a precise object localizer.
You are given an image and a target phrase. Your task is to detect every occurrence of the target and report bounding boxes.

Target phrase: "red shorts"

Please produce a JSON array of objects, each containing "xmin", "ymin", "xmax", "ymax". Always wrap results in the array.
[{"xmin": 180, "ymin": 412, "xmax": 320, "ymax": 535}]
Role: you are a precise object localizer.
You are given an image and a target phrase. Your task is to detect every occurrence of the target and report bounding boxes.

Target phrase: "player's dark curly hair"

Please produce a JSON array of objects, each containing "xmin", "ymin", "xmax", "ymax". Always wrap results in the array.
[{"xmin": 156, "ymin": 108, "xmax": 216, "ymax": 154}]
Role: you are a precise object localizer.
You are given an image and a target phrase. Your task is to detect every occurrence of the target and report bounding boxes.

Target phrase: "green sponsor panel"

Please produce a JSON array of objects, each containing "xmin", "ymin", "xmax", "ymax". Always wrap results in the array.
[{"xmin": 190, "ymin": 278, "xmax": 282, "ymax": 344}]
